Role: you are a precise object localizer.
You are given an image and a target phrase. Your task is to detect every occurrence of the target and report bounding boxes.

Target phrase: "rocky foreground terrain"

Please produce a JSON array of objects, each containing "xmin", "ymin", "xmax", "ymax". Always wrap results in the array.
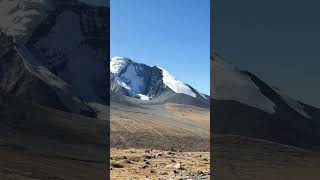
[{"xmin": 110, "ymin": 149, "xmax": 210, "ymax": 180}]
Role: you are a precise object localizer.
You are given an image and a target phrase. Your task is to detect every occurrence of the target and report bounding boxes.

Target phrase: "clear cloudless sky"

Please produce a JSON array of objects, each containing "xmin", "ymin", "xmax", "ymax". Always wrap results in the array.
[{"xmin": 111, "ymin": 0, "xmax": 210, "ymax": 94}]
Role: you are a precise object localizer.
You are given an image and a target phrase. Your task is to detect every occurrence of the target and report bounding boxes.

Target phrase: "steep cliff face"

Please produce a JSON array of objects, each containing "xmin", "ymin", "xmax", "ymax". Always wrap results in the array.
[{"xmin": 0, "ymin": 32, "xmax": 97, "ymax": 116}]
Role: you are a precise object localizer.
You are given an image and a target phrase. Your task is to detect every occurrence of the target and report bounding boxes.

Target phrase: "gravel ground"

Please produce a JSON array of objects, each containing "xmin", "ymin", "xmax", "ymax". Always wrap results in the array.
[{"xmin": 110, "ymin": 148, "xmax": 210, "ymax": 180}]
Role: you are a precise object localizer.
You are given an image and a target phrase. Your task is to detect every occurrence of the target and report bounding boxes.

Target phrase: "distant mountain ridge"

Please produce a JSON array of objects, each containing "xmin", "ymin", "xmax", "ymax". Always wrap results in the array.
[
  {"xmin": 110, "ymin": 57, "xmax": 209, "ymax": 108},
  {"xmin": 212, "ymin": 53, "xmax": 320, "ymax": 149}
]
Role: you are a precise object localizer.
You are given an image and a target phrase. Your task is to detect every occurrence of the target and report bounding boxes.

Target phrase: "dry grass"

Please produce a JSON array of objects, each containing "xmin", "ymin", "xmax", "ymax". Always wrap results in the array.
[
  {"xmin": 110, "ymin": 103, "xmax": 210, "ymax": 151},
  {"xmin": 0, "ymin": 148, "xmax": 106, "ymax": 180},
  {"xmin": 213, "ymin": 135, "xmax": 320, "ymax": 180},
  {"xmin": 164, "ymin": 103, "xmax": 210, "ymax": 129}
]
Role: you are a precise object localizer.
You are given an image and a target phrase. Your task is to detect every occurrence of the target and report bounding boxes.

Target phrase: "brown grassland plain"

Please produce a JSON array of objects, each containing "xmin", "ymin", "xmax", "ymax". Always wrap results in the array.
[{"xmin": 110, "ymin": 102, "xmax": 210, "ymax": 179}]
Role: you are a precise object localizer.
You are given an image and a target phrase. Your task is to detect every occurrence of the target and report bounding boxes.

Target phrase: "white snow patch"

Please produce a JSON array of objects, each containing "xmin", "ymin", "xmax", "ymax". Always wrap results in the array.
[
  {"xmin": 159, "ymin": 67, "xmax": 196, "ymax": 98},
  {"xmin": 212, "ymin": 55, "xmax": 276, "ymax": 114},
  {"xmin": 199, "ymin": 92, "xmax": 208, "ymax": 100},
  {"xmin": 274, "ymin": 89, "xmax": 312, "ymax": 119},
  {"xmin": 110, "ymin": 56, "xmax": 130, "ymax": 75},
  {"xmin": 114, "ymin": 76, "xmax": 131, "ymax": 91},
  {"xmin": 0, "ymin": 0, "xmax": 53, "ymax": 41},
  {"xmin": 111, "ymin": 57, "xmax": 148, "ymax": 100},
  {"xmin": 120, "ymin": 64, "xmax": 145, "ymax": 94},
  {"xmin": 137, "ymin": 94, "xmax": 150, "ymax": 101}
]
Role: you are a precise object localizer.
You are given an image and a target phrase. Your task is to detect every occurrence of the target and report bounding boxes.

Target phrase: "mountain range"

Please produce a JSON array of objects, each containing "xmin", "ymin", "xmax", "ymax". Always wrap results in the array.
[{"xmin": 212, "ymin": 53, "xmax": 320, "ymax": 149}]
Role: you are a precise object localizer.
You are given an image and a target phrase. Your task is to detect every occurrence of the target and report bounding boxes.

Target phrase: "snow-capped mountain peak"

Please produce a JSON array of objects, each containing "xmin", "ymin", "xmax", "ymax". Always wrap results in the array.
[
  {"xmin": 110, "ymin": 56, "xmax": 131, "ymax": 75},
  {"xmin": 110, "ymin": 56, "xmax": 208, "ymax": 107},
  {"xmin": 212, "ymin": 53, "xmax": 312, "ymax": 118},
  {"xmin": 110, "ymin": 57, "xmax": 146, "ymax": 99},
  {"xmin": 212, "ymin": 54, "xmax": 320, "ymax": 148},
  {"xmin": 212, "ymin": 54, "xmax": 276, "ymax": 113},
  {"xmin": 158, "ymin": 67, "xmax": 196, "ymax": 98}
]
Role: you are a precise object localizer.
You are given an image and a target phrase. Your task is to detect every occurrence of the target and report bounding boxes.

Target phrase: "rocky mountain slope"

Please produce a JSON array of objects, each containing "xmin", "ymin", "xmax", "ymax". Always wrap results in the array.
[
  {"xmin": 0, "ymin": 1, "xmax": 109, "ymax": 179},
  {"xmin": 211, "ymin": 53, "xmax": 320, "ymax": 149},
  {"xmin": 0, "ymin": 0, "xmax": 109, "ymax": 119}
]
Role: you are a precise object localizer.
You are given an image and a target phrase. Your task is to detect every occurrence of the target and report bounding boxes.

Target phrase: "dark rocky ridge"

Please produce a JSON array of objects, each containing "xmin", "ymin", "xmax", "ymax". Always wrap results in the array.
[
  {"xmin": 0, "ymin": 32, "xmax": 68, "ymax": 112},
  {"xmin": 211, "ymin": 55, "xmax": 320, "ymax": 150},
  {"xmin": 0, "ymin": 1, "xmax": 109, "ymax": 118}
]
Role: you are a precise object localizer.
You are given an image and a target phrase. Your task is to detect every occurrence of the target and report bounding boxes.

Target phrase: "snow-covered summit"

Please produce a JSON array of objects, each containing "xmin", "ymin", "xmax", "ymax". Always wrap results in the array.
[
  {"xmin": 110, "ymin": 56, "xmax": 131, "ymax": 74},
  {"xmin": 110, "ymin": 56, "xmax": 207, "ymax": 105},
  {"xmin": 158, "ymin": 67, "xmax": 196, "ymax": 98},
  {"xmin": 212, "ymin": 53, "xmax": 312, "ymax": 118},
  {"xmin": 212, "ymin": 54, "xmax": 276, "ymax": 113}
]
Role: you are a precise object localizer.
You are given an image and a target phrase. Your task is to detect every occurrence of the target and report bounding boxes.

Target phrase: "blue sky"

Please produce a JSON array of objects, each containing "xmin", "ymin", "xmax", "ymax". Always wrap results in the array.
[{"xmin": 111, "ymin": 0, "xmax": 210, "ymax": 94}]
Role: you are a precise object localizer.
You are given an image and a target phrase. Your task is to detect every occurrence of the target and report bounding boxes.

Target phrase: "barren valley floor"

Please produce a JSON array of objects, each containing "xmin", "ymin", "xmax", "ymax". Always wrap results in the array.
[
  {"xmin": 212, "ymin": 135, "xmax": 320, "ymax": 180},
  {"xmin": 0, "ymin": 148, "xmax": 105, "ymax": 180},
  {"xmin": 110, "ymin": 101, "xmax": 210, "ymax": 179},
  {"xmin": 0, "ymin": 95, "xmax": 107, "ymax": 180}
]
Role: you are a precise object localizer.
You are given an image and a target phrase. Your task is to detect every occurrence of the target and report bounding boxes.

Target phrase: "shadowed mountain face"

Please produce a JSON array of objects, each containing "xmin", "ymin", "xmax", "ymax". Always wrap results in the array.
[
  {"xmin": 0, "ymin": 32, "xmax": 96, "ymax": 116},
  {"xmin": 0, "ymin": 0, "xmax": 109, "ymax": 119},
  {"xmin": 0, "ymin": 1, "xmax": 109, "ymax": 179},
  {"xmin": 211, "ymin": 54, "xmax": 320, "ymax": 149},
  {"xmin": 110, "ymin": 57, "xmax": 209, "ymax": 108}
]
